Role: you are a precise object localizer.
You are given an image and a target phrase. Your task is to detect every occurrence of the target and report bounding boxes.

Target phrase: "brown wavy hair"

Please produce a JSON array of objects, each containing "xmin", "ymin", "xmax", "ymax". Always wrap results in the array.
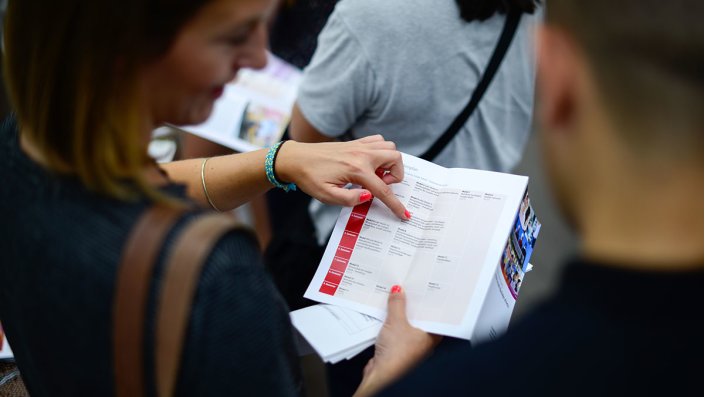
[{"xmin": 3, "ymin": 0, "xmax": 210, "ymax": 200}]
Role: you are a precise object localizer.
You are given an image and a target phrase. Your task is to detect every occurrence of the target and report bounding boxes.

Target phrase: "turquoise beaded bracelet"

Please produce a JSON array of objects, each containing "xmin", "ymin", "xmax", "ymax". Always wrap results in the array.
[{"xmin": 265, "ymin": 141, "xmax": 297, "ymax": 192}]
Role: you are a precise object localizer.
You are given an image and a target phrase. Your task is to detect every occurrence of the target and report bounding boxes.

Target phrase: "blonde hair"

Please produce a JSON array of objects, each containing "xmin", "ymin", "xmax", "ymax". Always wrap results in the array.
[{"xmin": 3, "ymin": 0, "xmax": 207, "ymax": 200}]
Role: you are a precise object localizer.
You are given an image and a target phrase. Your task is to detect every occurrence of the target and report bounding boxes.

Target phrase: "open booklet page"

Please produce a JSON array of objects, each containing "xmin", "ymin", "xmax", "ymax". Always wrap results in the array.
[
  {"xmin": 304, "ymin": 153, "xmax": 528, "ymax": 339},
  {"xmin": 291, "ymin": 191, "xmax": 541, "ymax": 362},
  {"xmin": 173, "ymin": 53, "xmax": 301, "ymax": 153}
]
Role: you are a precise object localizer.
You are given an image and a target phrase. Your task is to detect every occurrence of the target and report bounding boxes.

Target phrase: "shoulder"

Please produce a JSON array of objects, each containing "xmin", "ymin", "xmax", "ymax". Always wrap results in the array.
[
  {"xmin": 190, "ymin": 223, "xmax": 288, "ymax": 334},
  {"xmin": 167, "ymin": 214, "xmax": 271, "ymax": 304},
  {"xmin": 192, "ymin": 223, "xmax": 288, "ymax": 321},
  {"xmin": 171, "ymin": 216, "xmax": 302, "ymax": 394},
  {"xmin": 330, "ymin": 0, "xmax": 431, "ymax": 44}
]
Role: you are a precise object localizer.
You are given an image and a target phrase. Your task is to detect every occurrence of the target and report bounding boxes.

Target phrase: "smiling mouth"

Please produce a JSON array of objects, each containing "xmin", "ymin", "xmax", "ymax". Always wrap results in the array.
[{"xmin": 211, "ymin": 86, "xmax": 225, "ymax": 99}]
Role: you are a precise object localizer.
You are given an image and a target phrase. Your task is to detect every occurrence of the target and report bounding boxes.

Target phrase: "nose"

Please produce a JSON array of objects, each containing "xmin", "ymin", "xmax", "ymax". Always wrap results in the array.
[{"xmin": 236, "ymin": 21, "xmax": 268, "ymax": 71}]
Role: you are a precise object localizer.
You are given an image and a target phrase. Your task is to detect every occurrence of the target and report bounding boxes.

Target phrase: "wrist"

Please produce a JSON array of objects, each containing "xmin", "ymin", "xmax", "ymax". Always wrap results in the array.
[
  {"xmin": 354, "ymin": 371, "xmax": 387, "ymax": 397},
  {"xmin": 273, "ymin": 140, "xmax": 300, "ymax": 185},
  {"xmin": 264, "ymin": 141, "xmax": 297, "ymax": 192}
]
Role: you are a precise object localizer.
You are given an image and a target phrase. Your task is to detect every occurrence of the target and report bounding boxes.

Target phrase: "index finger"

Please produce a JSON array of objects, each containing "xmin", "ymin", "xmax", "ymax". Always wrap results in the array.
[{"xmin": 358, "ymin": 171, "xmax": 409, "ymax": 220}]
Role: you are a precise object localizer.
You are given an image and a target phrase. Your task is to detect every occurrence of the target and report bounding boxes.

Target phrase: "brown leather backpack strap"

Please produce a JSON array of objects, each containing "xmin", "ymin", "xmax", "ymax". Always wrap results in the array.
[
  {"xmin": 155, "ymin": 212, "xmax": 242, "ymax": 397},
  {"xmin": 113, "ymin": 205, "xmax": 186, "ymax": 397}
]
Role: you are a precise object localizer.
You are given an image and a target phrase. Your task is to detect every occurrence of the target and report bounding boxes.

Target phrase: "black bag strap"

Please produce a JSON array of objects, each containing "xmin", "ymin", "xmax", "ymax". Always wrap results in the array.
[{"xmin": 420, "ymin": 10, "xmax": 523, "ymax": 162}]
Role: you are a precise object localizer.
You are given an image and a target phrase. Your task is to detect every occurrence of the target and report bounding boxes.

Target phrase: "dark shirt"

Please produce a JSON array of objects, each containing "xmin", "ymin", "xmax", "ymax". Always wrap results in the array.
[
  {"xmin": 0, "ymin": 117, "xmax": 302, "ymax": 396},
  {"xmin": 269, "ymin": 0, "xmax": 338, "ymax": 69},
  {"xmin": 382, "ymin": 259, "xmax": 703, "ymax": 396}
]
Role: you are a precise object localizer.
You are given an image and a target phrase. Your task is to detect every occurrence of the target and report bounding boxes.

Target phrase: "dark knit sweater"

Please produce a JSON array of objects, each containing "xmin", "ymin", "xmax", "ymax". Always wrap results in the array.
[{"xmin": 0, "ymin": 117, "xmax": 302, "ymax": 396}]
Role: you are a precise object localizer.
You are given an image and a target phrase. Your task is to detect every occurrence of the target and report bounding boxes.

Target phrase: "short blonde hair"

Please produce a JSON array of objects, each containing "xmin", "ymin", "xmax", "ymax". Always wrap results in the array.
[{"xmin": 3, "ymin": 0, "xmax": 208, "ymax": 200}]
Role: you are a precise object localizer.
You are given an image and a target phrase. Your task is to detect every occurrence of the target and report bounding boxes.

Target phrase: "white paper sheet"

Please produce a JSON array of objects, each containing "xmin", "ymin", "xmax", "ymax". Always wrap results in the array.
[{"xmin": 290, "ymin": 304, "xmax": 382, "ymax": 363}]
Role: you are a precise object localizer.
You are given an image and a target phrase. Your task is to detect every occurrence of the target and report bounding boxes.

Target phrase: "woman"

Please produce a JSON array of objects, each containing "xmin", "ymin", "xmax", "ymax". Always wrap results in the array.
[{"xmin": 0, "ymin": 0, "xmax": 407, "ymax": 395}]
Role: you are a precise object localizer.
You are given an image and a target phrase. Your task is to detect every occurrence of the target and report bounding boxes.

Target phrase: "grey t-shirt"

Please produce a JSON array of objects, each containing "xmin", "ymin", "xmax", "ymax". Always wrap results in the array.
[{"xmin": 297, "ymin": 0, "xmax": 541, "ymax": 243}]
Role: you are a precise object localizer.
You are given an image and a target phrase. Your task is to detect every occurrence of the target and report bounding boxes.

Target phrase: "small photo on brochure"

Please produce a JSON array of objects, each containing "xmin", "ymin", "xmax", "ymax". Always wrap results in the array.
[
  {"xmin": 237, "ymin": 102, "xmax": 288, "ymax": 148},
  {"xmin": 518, "ymin": 192, "xmax": 532, "ymax": 230},
  {"xmin": 516, "ymin": 192, "xmax": 541, "ymax": 265},
  {"xmin": 501, "ymin": 238, "xmax": 526, "ymax": 299},
  {"xmin": 501, "ymin": 191, "xmax": 542, "ymax": 298}
]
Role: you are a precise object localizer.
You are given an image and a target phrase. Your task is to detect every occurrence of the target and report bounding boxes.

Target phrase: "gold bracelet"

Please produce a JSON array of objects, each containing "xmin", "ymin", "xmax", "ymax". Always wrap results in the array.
[{"xmin": 200, "ymin": 157, "xmax": 221, "ymax": 212}]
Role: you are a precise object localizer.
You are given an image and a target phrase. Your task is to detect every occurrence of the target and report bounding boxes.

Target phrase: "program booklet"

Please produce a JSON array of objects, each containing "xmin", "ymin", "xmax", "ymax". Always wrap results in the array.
[{"xmin": 292, "ymin": 153, "xmax": 540, "ymax": 361}]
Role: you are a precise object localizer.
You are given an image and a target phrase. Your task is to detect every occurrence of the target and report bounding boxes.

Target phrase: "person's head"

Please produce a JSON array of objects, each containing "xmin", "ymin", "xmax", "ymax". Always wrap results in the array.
[
  {"xmin": 536, "ymin": 0, "xmax": 703, "ymax": 230},
  {"xmin": 3, "ymin": 0, "xmax": 273, "ymax": 199},
  {"xmin": 454, "ymin": 0, "xmax": 541, "ymax": 22}
]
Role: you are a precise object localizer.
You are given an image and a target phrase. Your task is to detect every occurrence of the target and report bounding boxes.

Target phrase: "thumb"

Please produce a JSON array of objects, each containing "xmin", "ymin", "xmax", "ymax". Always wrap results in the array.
[{"xmin": 385, "ymin": 285, "xmax": 410, "ymax": 326}]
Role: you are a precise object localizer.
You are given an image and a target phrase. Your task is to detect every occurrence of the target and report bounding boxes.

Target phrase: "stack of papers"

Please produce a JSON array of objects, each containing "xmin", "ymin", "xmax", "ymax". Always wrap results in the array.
[{"xmin": 290, "ymin": 304, "xmax": 381, "ymax": 364}]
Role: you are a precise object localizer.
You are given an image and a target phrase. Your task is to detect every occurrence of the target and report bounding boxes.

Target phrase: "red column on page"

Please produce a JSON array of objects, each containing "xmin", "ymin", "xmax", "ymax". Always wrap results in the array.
[{"xmin": 319, "ymin": 200, "xmax": 372, "ymax": 295}]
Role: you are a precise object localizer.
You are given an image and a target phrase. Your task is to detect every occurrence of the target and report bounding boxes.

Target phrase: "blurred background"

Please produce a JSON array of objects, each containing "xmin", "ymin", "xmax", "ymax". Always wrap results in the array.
[{"xmin": 511, "ymin": 125, "xmax": 577, "ymax": 321}]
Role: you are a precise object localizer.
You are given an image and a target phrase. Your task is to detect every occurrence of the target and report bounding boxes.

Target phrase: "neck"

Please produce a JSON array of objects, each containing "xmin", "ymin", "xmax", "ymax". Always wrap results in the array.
[{"xmin": 579, "ymin": 160, "xmax": 703, "ymax": 271}]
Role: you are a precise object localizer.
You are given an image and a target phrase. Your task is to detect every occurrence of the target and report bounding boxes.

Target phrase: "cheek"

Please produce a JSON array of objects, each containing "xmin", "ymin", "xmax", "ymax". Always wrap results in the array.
[
  {"xmin": 170, "ymin": 47, "xmax": 231, "ymax": 92},
  {"xmin": 179, "ymin": 62, "xmax": 222, "ymax": 92}
]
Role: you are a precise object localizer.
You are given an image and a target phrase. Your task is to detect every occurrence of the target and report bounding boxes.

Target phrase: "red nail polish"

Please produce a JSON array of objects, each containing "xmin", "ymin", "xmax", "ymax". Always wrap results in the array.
[
  {"xmin": 375, "ymin": 169, "xmax": 385, "ymax": 177},
  {"xmin": 404, "ymin": 210, "xmax": 411, "ymax": 219},
  {"xmin": 391, "ymin": 285, "xmax": 402, "ymax": 294},
  {"xmin": 360, "ymin": 192, "xmax": 372, "ymax": 202}
]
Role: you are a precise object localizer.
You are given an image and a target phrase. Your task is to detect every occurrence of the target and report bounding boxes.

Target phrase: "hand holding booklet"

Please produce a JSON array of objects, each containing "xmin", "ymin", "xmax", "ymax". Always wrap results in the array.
[{"xmin": 291, "ymin": 153, "xmax": 541, "ymax": 362}]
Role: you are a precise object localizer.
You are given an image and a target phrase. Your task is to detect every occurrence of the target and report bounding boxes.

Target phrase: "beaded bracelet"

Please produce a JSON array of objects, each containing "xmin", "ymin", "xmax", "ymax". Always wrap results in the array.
[{"xmin": 265, "ymin": 141, "xmax": 297, "ymax": 192}]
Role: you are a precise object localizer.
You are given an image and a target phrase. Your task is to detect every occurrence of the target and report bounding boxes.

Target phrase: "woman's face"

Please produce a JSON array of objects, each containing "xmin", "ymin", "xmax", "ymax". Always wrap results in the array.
[{"xmin": 140, "ymin": 0, "xmax": 274, "ymax": 128}]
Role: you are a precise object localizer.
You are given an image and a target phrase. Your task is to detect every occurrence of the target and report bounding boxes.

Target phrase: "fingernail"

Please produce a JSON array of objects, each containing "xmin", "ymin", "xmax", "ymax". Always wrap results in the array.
[
  {"xmin": 404, "ymin": 210, "xmax": 411, "ymax": 220},
  {"xmin": 375, "ymin": 169, "xmax": 385, "ymax": 178},
  {"xmin": 391, "ymin": 285, "xmax": 402, "ymax": 294},
  {"xmin": 360, "ymin": 192, "xmax": 372, "ymax": 202}
]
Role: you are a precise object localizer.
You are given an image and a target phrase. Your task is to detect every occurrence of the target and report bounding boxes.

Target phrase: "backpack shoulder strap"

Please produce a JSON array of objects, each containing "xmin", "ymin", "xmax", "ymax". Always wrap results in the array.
[
  {"xmin": 113, "ymin": 205, "xmax": 187, "ymax": 397},
  {"xmin": 154, "ymin": 212, "xmax": 242, "ymax": 397},
  {"xmin": 420, "ymin": 10, "xmax": 523, "ymax": 162},
  {"xmin": 114, "ymin": 206, "xmax": 243, "ymax": 397}
]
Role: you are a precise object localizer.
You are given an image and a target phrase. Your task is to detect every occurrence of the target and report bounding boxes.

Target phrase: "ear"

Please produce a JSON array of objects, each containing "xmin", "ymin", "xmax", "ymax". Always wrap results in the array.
[{"xmin": 536, "ymin": 25, "xmax": 580, "ymax": 134}]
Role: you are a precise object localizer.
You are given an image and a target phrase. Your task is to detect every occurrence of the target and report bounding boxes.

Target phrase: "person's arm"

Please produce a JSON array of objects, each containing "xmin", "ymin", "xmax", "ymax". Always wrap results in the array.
[
  {"xmin": 289, "ymin": 103, "xmax": 335, "ymax": 143},
  {"xmin": 354, "ymin": 286, "xmax": 439, "ymax": 397},
  {"xmin": 161, "ymin": 135, "xmax": 409, "ymax": 220}
]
